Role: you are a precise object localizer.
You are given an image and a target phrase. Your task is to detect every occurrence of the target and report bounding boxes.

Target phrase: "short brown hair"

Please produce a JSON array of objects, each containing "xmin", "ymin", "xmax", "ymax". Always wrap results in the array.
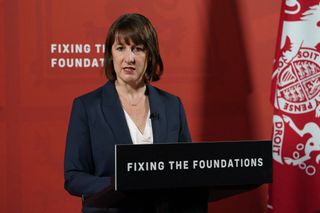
[{"xmin": 104, "ymin": 13, "xmax": 163, "ymax": 82}]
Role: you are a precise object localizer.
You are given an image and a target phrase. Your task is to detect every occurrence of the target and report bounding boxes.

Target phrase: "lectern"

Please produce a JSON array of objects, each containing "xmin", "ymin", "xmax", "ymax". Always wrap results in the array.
[{"xmin": 83, "ymin": 140, "xmax": 272, "ymax": 212}]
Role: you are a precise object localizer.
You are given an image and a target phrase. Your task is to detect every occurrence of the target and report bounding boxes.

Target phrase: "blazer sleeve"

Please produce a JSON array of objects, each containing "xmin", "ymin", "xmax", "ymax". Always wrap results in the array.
[
  {"xmin": 64, "ymin": 98, "xmax": 111, "ymax": 197},
  {"xmin": 178, "ymin": 97, "xmax": 192, "ymax": 142}
]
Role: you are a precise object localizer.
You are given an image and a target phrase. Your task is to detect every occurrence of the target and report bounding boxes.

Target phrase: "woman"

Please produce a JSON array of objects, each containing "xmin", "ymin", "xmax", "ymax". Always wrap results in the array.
[{"xmin": 64, "ymin": 13, "xmax": 192, "ymax": 212}]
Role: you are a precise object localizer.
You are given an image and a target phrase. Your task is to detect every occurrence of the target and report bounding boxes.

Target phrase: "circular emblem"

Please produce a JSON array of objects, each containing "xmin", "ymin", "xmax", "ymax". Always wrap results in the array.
[{"xmin": 274, "ymin": 48, "xmax": 320, "ymax": 114}]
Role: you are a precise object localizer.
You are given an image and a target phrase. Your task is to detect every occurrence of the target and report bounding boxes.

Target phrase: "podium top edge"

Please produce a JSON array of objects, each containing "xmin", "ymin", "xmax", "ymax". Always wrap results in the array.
[{"xmin": 115, "ymin": 139, "xmax": 272, "ymax": 147}]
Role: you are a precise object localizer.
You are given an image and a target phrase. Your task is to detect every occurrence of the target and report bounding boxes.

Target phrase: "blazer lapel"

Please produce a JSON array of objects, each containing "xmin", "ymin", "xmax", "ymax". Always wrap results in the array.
[
  {"xmin": 101, "ymin": 81, "xmax": 132, "ymax": 145},
  {"xmin": 148, "ymin": 85, "xmax": 167, "ymax": 143}
]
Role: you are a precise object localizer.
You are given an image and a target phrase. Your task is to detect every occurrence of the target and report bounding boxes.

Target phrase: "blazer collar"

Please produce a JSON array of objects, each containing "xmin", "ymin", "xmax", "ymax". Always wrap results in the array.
[
  {"xmin": 101, "ymin": 81, "xmax": 132, "ymax": 144},
  {"xmin": 147, "ymin": 84, "xmax": 167, "ymax": 143},
  {"xmin": 101, "ymin": 81, "xmax": 167, "ymax": 144}
]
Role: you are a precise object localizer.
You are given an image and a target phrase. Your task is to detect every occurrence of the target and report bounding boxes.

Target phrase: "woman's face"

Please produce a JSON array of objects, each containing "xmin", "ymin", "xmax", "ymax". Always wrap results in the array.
[{"xmin": 111, "ymin": 36, "xmax": 148, "ymax": 86}]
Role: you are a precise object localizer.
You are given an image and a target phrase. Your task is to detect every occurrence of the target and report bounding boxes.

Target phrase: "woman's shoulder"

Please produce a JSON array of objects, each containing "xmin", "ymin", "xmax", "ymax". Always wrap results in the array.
[
  {"xmin": 73, "ymin": 82, "xmax": 113, "ymax": 109},
  {"xmin": 148, "ymin": 84, "xmax": 181, "ymax": 102},
  {"xmin": 76, "ymin": 85, "xmax": 104, "ymax": 103},
  {"xmin": 73, "ymin": 81, "xmax": 116, "ymax": 108}
]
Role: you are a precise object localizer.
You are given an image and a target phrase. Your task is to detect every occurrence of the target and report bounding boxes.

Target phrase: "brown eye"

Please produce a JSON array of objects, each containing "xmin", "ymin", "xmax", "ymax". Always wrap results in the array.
[
  {"xmin": 135, "ymin": 47, "xmax": 144, "ymax": 51},
  {"xmin": 132, "ymin": 46, "xmax": 145, "ymax": 53},
  {"xmin": 116, "ymin": 46, "xmax": 124, "ymax": 51}
]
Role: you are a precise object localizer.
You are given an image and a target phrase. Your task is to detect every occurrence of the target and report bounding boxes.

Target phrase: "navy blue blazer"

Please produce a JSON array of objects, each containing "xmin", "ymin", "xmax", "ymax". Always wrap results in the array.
[{"xmin": 64, "ymin": 81, "xmax": 191, "ymax": 197}]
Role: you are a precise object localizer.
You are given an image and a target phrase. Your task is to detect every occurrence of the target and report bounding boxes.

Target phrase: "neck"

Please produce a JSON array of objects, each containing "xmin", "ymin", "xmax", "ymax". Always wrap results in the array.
[{"xmin": 115, "ymin": 80, "xmax": 146, "ymax": 98}]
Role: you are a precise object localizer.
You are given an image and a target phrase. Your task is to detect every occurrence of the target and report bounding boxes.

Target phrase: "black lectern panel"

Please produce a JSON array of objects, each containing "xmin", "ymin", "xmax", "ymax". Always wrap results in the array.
[
  {"xmin": 115, "ymin": 140, "xmax": 272, "ymax": 191},
  {"xmin": 84, "ymin": 140, "xmax": 272, "ymax": 210}
]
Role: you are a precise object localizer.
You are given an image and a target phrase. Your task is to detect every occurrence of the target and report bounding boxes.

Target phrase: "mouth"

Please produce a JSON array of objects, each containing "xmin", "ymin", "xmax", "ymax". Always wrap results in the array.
[{"xmin": 122, "ymin": 67, "xmax": 135, "ymax": 73}]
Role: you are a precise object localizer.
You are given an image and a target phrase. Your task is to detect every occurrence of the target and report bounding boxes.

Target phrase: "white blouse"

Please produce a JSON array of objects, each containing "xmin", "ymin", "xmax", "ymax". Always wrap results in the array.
[{"xmin": 123, "ymin": 110, "xmax": 153, "ymax": 144}]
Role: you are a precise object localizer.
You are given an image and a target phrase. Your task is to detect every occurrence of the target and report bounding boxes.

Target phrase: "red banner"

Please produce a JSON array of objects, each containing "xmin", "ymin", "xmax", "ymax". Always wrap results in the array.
[{"xmin": 269, "ymin": 1, "xmax": 320, "ymax": 212}]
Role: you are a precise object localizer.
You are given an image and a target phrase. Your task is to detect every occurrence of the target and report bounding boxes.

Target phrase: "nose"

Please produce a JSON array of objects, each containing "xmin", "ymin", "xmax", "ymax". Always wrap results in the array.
[{"xmin": 124, "ymin": 49, "xmax": 135, "ymax": 63}]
